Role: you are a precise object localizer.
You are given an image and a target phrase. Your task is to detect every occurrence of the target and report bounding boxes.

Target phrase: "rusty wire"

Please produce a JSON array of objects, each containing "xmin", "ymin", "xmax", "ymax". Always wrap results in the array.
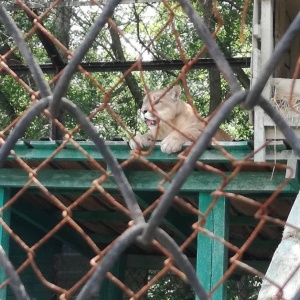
[{"xmin": 0, "ymin": 0, "xmax": 300, "ymax": 299}]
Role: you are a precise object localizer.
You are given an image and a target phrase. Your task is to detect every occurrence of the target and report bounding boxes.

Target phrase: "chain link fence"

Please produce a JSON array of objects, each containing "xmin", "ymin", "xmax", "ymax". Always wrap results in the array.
[{"xmin": 0, "ymin": 0, "xmax": 300, "ymax": 299}]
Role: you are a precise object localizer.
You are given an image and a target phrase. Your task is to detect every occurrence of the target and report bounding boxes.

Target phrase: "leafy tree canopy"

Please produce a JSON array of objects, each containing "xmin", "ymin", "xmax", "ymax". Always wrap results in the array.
[{"xmin": 0, "ymin": 0, "xmax": 253, "ymax": 141}]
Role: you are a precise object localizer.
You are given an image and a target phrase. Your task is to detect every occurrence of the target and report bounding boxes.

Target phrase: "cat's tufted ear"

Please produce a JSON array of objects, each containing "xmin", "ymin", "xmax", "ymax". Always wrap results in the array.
[{"xmin": 167, "ymin": 85, "xmax": 181, "ymax": 101}]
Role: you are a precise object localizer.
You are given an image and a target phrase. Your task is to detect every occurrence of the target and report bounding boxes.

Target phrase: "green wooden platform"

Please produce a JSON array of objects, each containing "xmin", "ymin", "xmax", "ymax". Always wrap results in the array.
[{"xmin": 0, "ymin": 140, "xmax": 298, "ymax": 299}]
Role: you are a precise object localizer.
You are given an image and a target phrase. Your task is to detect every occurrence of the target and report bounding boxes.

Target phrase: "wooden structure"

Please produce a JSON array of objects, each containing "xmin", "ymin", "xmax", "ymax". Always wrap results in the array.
[
  {"xmin": 0, "ymin": 141, "xmax": 298, "ymax": 299},
  {"xmin": 252, "ymin": 0, "xmax": 300, "ymax": 161}
]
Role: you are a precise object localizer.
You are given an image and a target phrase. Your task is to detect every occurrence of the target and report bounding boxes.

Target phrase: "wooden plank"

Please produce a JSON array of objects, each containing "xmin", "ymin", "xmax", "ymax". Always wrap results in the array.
[
  {"xmin": 234, "ymin": 260, "xmax": 269, "ymax": 275},
  {"xmin": 254, "ymin": 106, "xmax": 267, "ymax": 162},
  {"xmin": 264, "ymin": 126, "xmax": 300, "ymax": 139},
  {"xmin": 126, "ymin": 254, "xmax": 196, "ymax": 270},
  {"xmin": 89, "ymin": 233, "xmax": 118, "ymax": 244},
  {"xmin": 260, "ymin": 0, "xmax": 273, "ymax": 86},
  {"xmin": 274, "ymin": 0, "xmax": 289, "ymax": 78},
  {"xmin": 254, "ymin": 0, "xmax": 274, "ymax": 162},
  {"xmin": 287, "ymin": 0, "xmax": 300, "ymax": 78},
  {"xmin": 10, "ymin": 141, "xmax": 253, "ymax": 163},
  {"xmin": 251, "ymin": 0, "xmax": 262, "ymax": 157},
  {"xmin": 196, "ymin": 193, "xmax": 228, "ymax": 299},
  {"xmin": 71, "ymin": 211, "xmax": 129, "ymax": 222},
  {"xmin": 8, "ymin": 140, "xmax": 293, "ymax": 163},
  {"xmin": 230, "ymin": 216, "xmax": 281, "ymax": 227},
  {"xmin": 231, "ymin": 239, "xmax": 279, "ymax": 250},
  {"xmin": 0, "ymin": 169, "xmax": 297, "ymax": 193},
  {"xmin": 271, "ymin": 78, "xmax": 300, "ymax": 101},
  {"xmin": 0, "ymin": 188, "xmax": 11, "ymax": 300}
]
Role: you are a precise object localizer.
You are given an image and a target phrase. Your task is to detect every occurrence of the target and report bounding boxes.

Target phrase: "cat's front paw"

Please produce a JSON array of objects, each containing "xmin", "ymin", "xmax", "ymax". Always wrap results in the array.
[
  {"xmin": 161, "ymin": 136, "xmax": 184, "ymax": 153},
  {"xmin": 129, "ymin": 134, "xmax": 153, "ymax": 150}
]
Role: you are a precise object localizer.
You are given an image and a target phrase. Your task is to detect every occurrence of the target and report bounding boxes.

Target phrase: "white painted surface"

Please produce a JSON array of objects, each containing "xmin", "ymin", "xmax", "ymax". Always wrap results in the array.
[{"xmin": 257, "ymin": 190, "xmax": 300, "ymax": 299}]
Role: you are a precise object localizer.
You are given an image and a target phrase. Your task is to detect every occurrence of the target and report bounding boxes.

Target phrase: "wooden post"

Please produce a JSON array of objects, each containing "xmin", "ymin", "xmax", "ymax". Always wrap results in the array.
[
  {"xmin": 196, "ymin": 193, "xmax": 228, "ymax": 300},
  {"xmin": 253, "ymin": 0, "xmax": 274, "ymax": 162},
  {"xmin": 0, "ymin": 188, "xmax": 11, "ymax": 300}
]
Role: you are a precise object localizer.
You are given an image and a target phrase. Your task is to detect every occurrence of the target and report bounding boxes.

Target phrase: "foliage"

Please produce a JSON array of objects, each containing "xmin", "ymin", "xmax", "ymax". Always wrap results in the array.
[
  {"xmin": 0, "ymin": 0, "xmax": 253, "ymax": 142},
  {"xmin": 147, "ymin": 270, "xmax": 194, "ymax": 300},
  {"xmin": 227, "ymin": 275, "xmax": 262, "ymax": 300}
]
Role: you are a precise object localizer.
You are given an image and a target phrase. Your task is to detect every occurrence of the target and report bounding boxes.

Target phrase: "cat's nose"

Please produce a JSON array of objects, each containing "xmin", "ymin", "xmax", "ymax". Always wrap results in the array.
[{"xmin": 141, "ymin": 108, "xmax": 147, "ymax": 114}]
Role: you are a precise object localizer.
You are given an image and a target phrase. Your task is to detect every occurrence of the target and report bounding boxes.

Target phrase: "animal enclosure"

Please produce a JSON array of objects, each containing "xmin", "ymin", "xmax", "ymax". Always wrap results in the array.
[{"xmin": 0, "ymin": 1, "xmax": 300, "ymax": 300}]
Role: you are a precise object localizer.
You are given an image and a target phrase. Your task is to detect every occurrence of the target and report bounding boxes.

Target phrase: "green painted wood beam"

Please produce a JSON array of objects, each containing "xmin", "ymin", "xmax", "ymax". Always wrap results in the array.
[
  {"xmin": 0, "ymin": 169, "xmax": 297, "ymax": 193},
  {"xmin": 0, "ymin": 188, "xmax": 11, "ymax": 299},
  {"xmin": 126, "ymin": 254, "xmax": 196, "ymax": 270},
  {"xmin": 233, "ymin": 260, "xmax": 269, "ymax": 275},
  {"xmin": 230, "ymin": 216, "xmax": 283, "ymax": 226},
  {"xmin": 231, "ymin": 239, "xmax": 279, "ymax": 250},
  {"xmin": 71, "ymin": 210, "xmax": 129, "ymax": 222},
  {"xmin": 89, "ymin": 233, "xmax": 118, "ymax": 244},
  {"xmin": 8, "ymin": 140, "xmax": 289, "ymax": 163},
  {"xmin": 196, "ymin": 194, "xmax": 228, "ymax": 300}
]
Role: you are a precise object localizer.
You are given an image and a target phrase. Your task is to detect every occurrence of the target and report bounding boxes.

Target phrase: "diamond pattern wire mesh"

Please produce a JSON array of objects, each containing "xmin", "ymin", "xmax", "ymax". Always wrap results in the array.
[
  {"xmin": 227, "ymin": 275, "xmax": 261, "ymax": 300},
  {"xmin": 0, "ymin": 1, "xmax": 300, "ymax": 300}
]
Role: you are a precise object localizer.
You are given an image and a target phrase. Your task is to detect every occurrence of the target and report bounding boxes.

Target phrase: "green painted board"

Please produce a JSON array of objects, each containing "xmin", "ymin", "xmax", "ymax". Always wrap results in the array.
[
  {"xmin": 0, "ymin": 188, "xmax": 11, "ymax": 300},
  {"xmin": 9, "ymin": 141, "xmax": 248, "ymax": 163},
  {"xmin": 9, "ymin": 140, "xmax": 289, "ymax": 163},
  {"xmin": 0, "ymin": 169, "xmax": 297, "ymax": 194},
  {"xmin": 71, "ymin": 210, "xmax": 129, "ymax": 222},
  {"xmin": 196, "ymin": 193, "xmax": 228, "ymax": 300}
]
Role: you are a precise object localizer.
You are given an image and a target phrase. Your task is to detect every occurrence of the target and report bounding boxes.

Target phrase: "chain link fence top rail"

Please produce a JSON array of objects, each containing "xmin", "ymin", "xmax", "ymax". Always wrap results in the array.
[{"xmin": 0, "ymin": 0, "xmax": 300, "ymax": 299}]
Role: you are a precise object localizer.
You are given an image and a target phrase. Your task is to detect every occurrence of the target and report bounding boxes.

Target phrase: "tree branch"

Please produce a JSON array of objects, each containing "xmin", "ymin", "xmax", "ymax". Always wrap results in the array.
[
  {"xmin": 233, "ymin": 67, "xmax": 250, "ymax": 89},
  {"xmin": 109, "ymin": 23, "xmax": 144, "ymax": 107}
]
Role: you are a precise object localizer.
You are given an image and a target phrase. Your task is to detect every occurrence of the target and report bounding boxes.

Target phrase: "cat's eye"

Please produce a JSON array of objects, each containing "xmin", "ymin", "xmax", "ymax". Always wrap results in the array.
[{"xmin": 151, "ymin": 96, "xmax": 162, "ymax": 105}]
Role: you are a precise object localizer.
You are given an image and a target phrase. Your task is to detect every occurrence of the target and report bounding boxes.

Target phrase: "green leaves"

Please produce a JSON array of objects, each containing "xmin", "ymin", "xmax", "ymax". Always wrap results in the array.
[{"xmin": 0, "ymin": 1, "xmax": 253, "ymax": 141}]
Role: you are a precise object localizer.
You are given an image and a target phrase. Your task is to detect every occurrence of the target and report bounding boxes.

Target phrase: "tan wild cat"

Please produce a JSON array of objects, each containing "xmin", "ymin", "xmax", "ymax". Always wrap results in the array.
[{"xmin": 129, "ymin": 85, "xmax": 231, "ymax": 153}]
